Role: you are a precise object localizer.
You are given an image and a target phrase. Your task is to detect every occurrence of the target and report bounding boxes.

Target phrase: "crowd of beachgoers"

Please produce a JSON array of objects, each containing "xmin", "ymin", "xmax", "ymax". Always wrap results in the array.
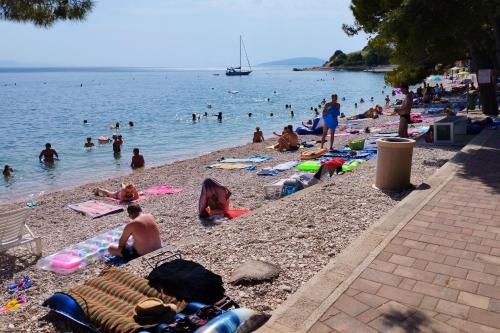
[{"xmin": 0, "ymin": 75, "xmax": 487, "ymax": 332}]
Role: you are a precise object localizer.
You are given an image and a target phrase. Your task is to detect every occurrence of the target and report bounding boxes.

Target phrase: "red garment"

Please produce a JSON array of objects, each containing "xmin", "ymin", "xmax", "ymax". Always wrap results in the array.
[
  {"xmin": 321, "ymin": 158, "xmax": 345, "ymax": 173},
  {"xmin": 199, "ymin": 178, "xmax": 231, "ymax": 218}
]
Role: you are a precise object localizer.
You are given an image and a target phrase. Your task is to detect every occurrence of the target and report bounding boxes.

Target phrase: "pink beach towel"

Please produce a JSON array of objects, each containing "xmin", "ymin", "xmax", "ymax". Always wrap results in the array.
[
  {"xmin": 68, "ymin": 200, "xmax": 123, "ymax": 219},
  {"xmin": 144, "ymin": 185, "xmax": 183, "ymax": 195}
]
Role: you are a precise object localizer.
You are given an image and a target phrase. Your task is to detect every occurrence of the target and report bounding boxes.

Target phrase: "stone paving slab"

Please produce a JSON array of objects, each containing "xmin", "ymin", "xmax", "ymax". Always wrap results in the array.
[{"xmin": 258, "ymin": 128, "xmax": 500, "ymax": 333}]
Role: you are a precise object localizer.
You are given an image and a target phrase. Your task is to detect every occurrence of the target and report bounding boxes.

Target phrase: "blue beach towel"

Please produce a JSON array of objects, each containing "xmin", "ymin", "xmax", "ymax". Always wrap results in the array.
[
  {"xmin": 257, "ymin": 168, "xmax": 280, "ymax": 176},
  {"xmin": 220, "ymin": 156, "xmax": 271, "ymax": 163}
]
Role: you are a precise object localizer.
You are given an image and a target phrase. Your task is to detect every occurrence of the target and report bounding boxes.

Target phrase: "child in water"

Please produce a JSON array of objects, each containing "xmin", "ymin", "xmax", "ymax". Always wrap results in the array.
[
  {"xmin": 3, "ymin": 165, "xmax": 13, "ymax": 177},
  {"xmin": 253, "ymin": 127, "xmax": 265, "ymax": 143},
  {"xmin": 131, "ymin": 148, "xmax": 145, "ymax": 169},
  {"xmin": 84, "ymin": 137, "xmax": 95, "ymax": 148}
]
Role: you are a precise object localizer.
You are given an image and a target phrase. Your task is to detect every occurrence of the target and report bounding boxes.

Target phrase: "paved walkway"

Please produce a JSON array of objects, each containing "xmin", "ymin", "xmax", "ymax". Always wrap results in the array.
[
  {"xmin": 308, "ymin": 133, "xmax": 500, "ymax": 332},
  {"xmin": 258, "ymin": 128, "xmax": 500, "ymax": 333}
]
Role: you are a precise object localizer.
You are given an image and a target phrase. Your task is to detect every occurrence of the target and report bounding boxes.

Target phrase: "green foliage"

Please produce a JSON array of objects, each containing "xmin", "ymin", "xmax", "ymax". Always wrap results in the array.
[
  {"xmin": 345, "ymin": 0, "xmax": 500, "ymax": 86},
  {"xmin": 0, "ymin": 0, "xmax": 93, "ymax": 27},
  {"xmin": 327, "ymin": 42, "xmax": 389, "ymax": 67}
]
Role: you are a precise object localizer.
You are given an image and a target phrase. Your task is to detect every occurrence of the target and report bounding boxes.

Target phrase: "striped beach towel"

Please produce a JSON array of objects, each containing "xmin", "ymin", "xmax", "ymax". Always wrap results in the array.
[{"xmin": 65, "ymin": 268, "xmax": 187, "ymax": 333}]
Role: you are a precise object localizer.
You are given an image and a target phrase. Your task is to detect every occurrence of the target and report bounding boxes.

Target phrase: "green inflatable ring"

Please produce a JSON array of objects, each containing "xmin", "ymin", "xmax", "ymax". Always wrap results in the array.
[{"xmin": 297, "ymin": 161, "xmax": 321, "ymax": 172}]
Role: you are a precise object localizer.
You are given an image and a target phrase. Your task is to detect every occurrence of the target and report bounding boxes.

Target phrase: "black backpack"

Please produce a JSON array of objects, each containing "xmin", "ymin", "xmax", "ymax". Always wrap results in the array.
[{"xmin": 148, "ymin": 259, "xmax": 225, "ymax": 305}]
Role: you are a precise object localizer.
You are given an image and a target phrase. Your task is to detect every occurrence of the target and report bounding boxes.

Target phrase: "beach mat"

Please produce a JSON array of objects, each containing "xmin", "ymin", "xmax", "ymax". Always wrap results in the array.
[
  {"xmin": 272, "ymin": 161, "xmax": 298, "ymax": 171},
  {"xmin": 208, "ymin": 163, "xmax": 254, "ymax": 170},
  {"xmin": 144, "ymin": 185, "xmax": 182, "ymax": 195},
  {"xmin": 68, "ymin": 200, "xmax": 123, "ymax": 219},
  {"xmin": 61, "ymin": 268, "xmax": 187, "ymax": 333},
  {"xmin": 220, "ymin": 155, "xmax": 271, "ymax": 163}
]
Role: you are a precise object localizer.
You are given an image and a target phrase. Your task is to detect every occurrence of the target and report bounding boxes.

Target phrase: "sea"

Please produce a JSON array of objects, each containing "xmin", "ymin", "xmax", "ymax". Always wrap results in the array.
[{"xmin": 0, "ymin": 67, "xmax": 388, "ymax": 203}]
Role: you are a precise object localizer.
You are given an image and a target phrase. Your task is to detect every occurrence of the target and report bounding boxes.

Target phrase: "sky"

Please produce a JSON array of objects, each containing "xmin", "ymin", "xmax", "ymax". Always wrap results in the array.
[{"xmin": 0, "ymin": 0, "xmax": 369, "ymax": 68}]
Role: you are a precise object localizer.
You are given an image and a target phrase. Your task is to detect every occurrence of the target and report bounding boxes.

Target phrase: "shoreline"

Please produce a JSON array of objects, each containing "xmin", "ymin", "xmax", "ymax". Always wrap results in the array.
[
  {"xmin": 0, "ymin": 113, "xmax": 465, "ymax": 332},
  {"xmin": 0, "ymin": 137, "xmax": 272, "ymax": 205}
]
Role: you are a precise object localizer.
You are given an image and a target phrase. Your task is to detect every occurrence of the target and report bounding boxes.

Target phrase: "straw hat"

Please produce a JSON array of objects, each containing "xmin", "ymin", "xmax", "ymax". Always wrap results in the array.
[{"xmin": 133, "ymin": 297, "xmax": 177, "ymax": 325}]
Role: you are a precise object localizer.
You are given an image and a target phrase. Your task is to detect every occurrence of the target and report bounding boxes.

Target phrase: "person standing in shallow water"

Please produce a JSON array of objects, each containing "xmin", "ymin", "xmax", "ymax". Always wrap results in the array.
[
  {"xmin": 39, "ymin": 143, "xmax": 59, "ymax": 163},
  {"xmin": 113, "ymin": 135, "xmax": 122, "ymax": 154}
]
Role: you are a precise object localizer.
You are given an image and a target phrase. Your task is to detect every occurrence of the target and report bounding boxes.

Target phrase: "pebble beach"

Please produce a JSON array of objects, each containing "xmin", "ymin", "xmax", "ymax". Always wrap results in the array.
[{"xmin": 0, "ymin": 114, "xmax": 463, "ymax": 332}]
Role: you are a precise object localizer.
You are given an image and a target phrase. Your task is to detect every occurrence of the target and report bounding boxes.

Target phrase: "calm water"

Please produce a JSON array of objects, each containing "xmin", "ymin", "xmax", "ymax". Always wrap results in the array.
[{"xmin": 0, "ymin": 67, "xmax": 387, "ymax": 203}]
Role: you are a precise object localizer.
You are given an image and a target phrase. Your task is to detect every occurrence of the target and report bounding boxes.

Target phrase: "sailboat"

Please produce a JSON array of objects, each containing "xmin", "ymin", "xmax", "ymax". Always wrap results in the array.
[{"xmin": 226, "ymin": 35, "xmax": 252, "ymax": 76}]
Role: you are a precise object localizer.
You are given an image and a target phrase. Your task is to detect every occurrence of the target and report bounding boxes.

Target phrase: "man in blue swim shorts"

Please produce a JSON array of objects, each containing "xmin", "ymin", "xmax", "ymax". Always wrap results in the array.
[{"xmin": 321, "ymin": 94, "xmax": 341, "ymax": 151}]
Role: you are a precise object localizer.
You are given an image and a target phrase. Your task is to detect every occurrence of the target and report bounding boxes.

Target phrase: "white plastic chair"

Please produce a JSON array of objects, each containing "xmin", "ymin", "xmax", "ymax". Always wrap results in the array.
[{"xmin": 0, "ymin": 207, "xmax": 41, "ymax": 256}]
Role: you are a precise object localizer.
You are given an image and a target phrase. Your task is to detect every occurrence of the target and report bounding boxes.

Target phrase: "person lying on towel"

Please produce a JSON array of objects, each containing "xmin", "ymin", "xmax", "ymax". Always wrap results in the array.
[
  {"xmin": 94, "ymin": 183, "xmax": 139, "ymax": 202},
  {"xmin": 108, "ymin": 204, "xmax": 161, "ymax": 261}
]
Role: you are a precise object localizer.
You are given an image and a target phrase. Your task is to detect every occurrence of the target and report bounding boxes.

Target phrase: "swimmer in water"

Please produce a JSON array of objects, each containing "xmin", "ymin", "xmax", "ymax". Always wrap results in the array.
[
  {"xmin": 204, "ymin": 112, "xmax": 208, "ymax": 117},
  {"xmin": 248, "ymin": 112, "xmax": 252, "ymax": 117},
  {"xmin": 129, "ymin": 121, "xmax": 134, "ymax": 127},
  {"xmin": 252, "ymin": 127, "xmax": 265, "ymax": 143},
  {"xmin": 131, "ymin": 148, "xmax": 145, "ymax": 169},
  {"xmin": 285, "ymin": 104, "xmax": 289, "ymax": 109},
  {"xmin": 270, "ymin": 113, "xmax": 274, "ymax": 117},
  {"xmin": 3, "ymin": 165, "xmax": 13, "ymax": 177},
  {"xmin": 217, "ymin": 112, "xmax": 223, "ymax": 121},
  {"xmin": 113, "ymin": 135, "xmax": 121, "ymax": 153},
  {"xmin": 290, "ymin": 110, "xmax": 294, "ymax": 117},
  {"xmin": 314, "ymin": 108, "xmax": 319, "ymax": 116},
  {"xmin": 83, "ymin": 119, "xmax": 88, "ymax": 125},
  {"xmin": 267, "ymin": 98, "xmax": 271, "ymax": 102},
  {"xmin": 360, "ymin": 98, "xmax": 365, "ymax": 103},
  {"xmin": 341, "ymin": 97, "xmax": 345, "ymax": 101},
  {"xmin": 84, "ymin": 137, "xmax": 95, "ymax": 148},
  {"xmin": 39, "ymin": 143, "xmax": 59, "ymax": 163},
  {"xmin": 355, "ymin": 103, "xmax": 358, "ymax": 108}
]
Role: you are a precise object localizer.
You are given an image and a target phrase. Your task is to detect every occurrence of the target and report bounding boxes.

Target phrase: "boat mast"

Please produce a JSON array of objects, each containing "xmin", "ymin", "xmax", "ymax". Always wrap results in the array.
[{"xmin": 239, "ymin": 35, "xmax": 242, "ymax": 71}]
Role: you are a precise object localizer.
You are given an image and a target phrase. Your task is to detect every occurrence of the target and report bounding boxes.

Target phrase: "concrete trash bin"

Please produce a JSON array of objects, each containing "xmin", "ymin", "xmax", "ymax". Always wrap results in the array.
[{"xmin": 375, "ymin": 137, "xmax": 416, "ymax": 191}]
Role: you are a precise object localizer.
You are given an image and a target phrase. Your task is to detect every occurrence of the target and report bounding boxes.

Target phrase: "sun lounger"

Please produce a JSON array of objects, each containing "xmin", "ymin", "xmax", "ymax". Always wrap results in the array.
[
  {"xmin": 68, "ymin": 200, "xmax": 123, "ymax": 219},
  {"xmin": 0, "ymin": 207, "xmax": 41, "ymax": 256},
  {"xmin": 43, "ymin": 267, "xmax": 267, "ymax": 333}
]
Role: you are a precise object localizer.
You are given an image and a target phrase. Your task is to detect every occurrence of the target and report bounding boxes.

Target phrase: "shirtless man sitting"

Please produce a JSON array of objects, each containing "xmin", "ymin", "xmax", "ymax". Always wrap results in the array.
[
  {"xmin": 131, "ymin": 148, "xmax": 145, "ymax": 169},
  {"xmin": 108, "ymin": 204, "xmax": 162, "ymax": 261},
  {"xmin": 39, "ymin": 143, "xmax": 59, "ymax": 162},
  {"xmin": 273, "ymin": 125, "xmax": 299, "ymax": 152}
]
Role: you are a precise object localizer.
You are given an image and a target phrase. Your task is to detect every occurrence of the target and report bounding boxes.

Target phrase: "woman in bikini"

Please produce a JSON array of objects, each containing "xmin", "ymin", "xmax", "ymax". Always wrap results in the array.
[{"xmin": 94, "ymin": 183, "xmax": 139, "ymax": 202}]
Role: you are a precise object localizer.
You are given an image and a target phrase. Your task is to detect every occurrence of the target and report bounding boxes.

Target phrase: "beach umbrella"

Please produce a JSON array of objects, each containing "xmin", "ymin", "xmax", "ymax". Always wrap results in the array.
[
  {"xmin": 458, "ymin": 71, "xmax": 470, "ymax": 76},
  {"xmin": 430, "ymin": 75, "xmax": 441, "ymax": 81}
]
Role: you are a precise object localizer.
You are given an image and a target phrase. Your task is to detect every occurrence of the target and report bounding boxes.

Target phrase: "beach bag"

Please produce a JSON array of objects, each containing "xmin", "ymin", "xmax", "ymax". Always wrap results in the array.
[
  {"xmin": 148, "ymin": 259, "xmax": 225, "ymax": 305},
  {"xmin": 281, "ymin": 179, "xmax": 304, "ymax": 197}
]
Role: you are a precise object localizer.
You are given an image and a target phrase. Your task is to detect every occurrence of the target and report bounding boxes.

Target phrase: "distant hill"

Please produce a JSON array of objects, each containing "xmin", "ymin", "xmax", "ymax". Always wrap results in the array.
[{"xmin": 258, "ymin": 57, "xmax": 325, "ymax": 67}]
